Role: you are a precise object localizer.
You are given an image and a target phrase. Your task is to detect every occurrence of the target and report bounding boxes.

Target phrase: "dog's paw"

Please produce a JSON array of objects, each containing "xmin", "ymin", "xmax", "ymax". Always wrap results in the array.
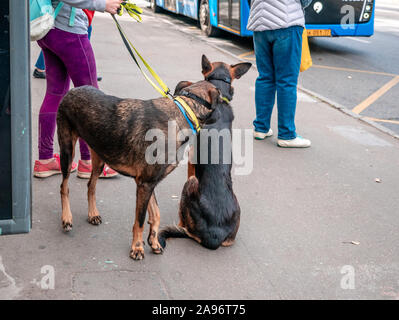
[
  {"xmin": 62, "ymin": 221, "xmax": 73, "ymax": 232},
  {"xmin": 130, "ymin": 247, "xmax": 145, "ymax": 260},
  {"xmin": 147, "ymin": 231, "xmax": 163, "ymax": 254},
  {"xmin": 87, "ymin": 215, "xmax": 102, "ymax": 225},
  {"xmin": 221, "ymin": 239, "xmax": 235, "ymax": 247},
  {"xmin": 150, "ymin": 242, "xmax": 164, "ymax": 254}
]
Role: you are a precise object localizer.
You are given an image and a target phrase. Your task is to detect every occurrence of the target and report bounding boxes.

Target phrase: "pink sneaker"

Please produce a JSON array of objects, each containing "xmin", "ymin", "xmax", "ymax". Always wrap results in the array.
[
  {"xmin": 33, "ymin": 154, "xmax": 77, "ymax": 178},
  {"xmin": 77, "ymin": 160, "xmax": 118, "ymax": 179}
]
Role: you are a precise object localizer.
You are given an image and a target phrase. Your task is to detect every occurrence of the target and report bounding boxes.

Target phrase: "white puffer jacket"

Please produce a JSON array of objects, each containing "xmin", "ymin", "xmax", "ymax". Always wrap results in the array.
[{"xmin": 247, "ymin": 0, "xmax": 305, "ymax": 31}]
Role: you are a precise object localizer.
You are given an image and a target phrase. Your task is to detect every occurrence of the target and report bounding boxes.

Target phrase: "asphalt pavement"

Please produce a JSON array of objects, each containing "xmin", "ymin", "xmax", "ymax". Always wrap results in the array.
[
  {"xmin": 149, "ymin": 0, "xmax": 399, "ymax": 136},
  {"xmin": 1, "ymin": 6, "xmax": 399, "ymax": 300},
  {"xmin": 301, "ymin": 0, "xmax": 399, "ymax": 135}
]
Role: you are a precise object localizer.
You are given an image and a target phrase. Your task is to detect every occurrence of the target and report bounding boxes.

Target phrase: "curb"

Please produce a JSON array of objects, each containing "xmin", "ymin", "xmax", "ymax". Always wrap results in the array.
[{"xmin": 298, "ymin": 86, "xmax": 399, "ymax": 141}]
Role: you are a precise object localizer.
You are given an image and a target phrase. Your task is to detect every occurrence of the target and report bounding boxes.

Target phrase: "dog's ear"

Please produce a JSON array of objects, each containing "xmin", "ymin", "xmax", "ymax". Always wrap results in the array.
[
  {"xmin": 208, "ymin": 86, "xmax": 221, "ymax": 108},
  {"xmin": 174, "ymin": 81, "xmax": 193, "ymax": 95},
  {"xmin": 230, "ymin": 62, "xmax": 252, "ymax": 79},
  {"xmin": 201, "ymin": 55, "xmax": 213, "ymax": 75}
]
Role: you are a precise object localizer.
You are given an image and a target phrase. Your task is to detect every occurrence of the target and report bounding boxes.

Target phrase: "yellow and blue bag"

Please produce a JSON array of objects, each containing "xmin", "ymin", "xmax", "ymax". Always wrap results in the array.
[{"xmin": 300, "ymin": 29, "xmax": 313, "ymax": 72}]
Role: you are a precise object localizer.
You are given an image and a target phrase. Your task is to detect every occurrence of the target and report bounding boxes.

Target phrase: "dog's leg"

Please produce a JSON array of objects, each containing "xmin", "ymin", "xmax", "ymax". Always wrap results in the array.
[
  {"xmin": 87, "ymin": 148, "xmax": 104, "ymax": 225},
  {"xmin": 177, "ymin": 176, "xmax": 201, "ymax": 244},
  {"xmin": 147, "ymin": 192, "xmax": 163, "ymax": 254},
  {"xmin": 58, "ymin": 126, "xmax": 78, "ymax": 232},
  {"xmin": 187, "ymin": 162, "xmax": 195, "ymax": 178},
  {"xmin": 130, "ymin": 181, "xmax": 155, "ymax": 260},
  {"xmin": 187, "ymin": 145, "xmax": 196, "ymax": 178}
]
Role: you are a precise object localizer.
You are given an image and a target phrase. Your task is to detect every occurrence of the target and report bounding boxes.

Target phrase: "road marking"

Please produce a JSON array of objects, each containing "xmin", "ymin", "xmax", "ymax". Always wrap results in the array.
[
  {"xmin": 312, "ymin": 64, "xmax": 398, "ymax": 77},
  {"xmin": 238, "ymin": 50, "xmax": 255, "ymax": 61},
  {"xmin": 364, "ymin": 117, "xmax": 399, "ymax": 125},
  {"xmin": 0, "ymin": 256, "xmax": 22, "ymax": 300},
  {"xmin": 352, "ymin": 76, "xmax": 399, "ymax": 114},
  {"xmin": 345, "ymin": 37, "xmax": 371, "ymax": 44}
]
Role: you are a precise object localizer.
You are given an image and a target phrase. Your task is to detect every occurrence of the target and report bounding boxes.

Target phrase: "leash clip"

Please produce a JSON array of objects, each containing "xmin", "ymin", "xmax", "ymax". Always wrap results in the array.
[{"xmin": 166, "ymin": 89, "xmax": 174, "ymax": 100}]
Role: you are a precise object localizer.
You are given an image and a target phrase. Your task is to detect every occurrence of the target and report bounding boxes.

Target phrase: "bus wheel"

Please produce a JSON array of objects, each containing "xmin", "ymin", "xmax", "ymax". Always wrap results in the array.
[
  {"xmin": 199, "ymin": 0, "xmax": 220, "ymax": 37},
  {"xmin": 150, "ymin": 0, "xmax": 162, "ymax": 13}
]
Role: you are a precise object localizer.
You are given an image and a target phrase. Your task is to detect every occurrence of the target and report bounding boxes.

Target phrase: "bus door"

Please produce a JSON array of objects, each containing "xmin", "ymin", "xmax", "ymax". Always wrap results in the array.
[
  {"xmin": 164, "ymin": 0, "xmax": 177, "ymax": 12},
  {"xmin": 218, "ymin": 0, "xmax": 241, "ymax": 34}
]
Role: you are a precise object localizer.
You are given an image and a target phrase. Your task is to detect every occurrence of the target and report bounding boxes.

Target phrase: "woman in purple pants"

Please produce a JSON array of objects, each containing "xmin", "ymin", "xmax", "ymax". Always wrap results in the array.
[{"xmin": 33, "ymin": 0, "xmax": 122, "ymax": 178}]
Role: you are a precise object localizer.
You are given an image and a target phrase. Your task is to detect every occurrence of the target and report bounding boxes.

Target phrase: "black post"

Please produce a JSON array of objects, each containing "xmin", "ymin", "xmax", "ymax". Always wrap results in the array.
[{"xmin": 0, "ymin": 0, "xmax": 31, "ymax": 235}]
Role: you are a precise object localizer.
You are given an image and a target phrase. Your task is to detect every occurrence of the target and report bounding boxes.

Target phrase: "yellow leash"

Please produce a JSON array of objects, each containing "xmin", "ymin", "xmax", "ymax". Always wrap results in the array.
[
  {"xmin": 112, "ymin": 2, "xmax": 201, "ymax": 132},
  {"xmin": 112, "ymin": 13, "xmax": 170, "ymax": 97},
  {"xmin": 117, "ymin": 1, "xmax": 142, "ymax": 21}
]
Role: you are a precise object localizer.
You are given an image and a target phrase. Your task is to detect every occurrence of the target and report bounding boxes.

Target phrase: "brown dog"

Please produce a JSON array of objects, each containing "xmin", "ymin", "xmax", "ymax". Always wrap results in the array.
[{"xmin": 56, "ymin": 55, "xmax": 250, "ymax": 260}]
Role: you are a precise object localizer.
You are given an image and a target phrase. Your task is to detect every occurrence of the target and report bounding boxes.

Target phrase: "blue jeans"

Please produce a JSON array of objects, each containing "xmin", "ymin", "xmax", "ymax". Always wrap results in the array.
[
  {"xmin": 253, "ymin": 26, "xmax": 303, "ymax": 140},
  {"xmin": 35, "ymin": 25, "xmax": 93, "ymax": 71},
  {"xmin": 35, "ymin": 51, "xmax": 45, "ymax": 70}
]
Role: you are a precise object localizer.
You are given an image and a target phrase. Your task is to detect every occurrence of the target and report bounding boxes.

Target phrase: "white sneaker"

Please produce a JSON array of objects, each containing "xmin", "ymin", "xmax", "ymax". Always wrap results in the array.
[
  {"xmin": 277, "ymin": 136, "xmax": 311, "ymax": 148},
  {"xmin": 254, "ymin": 129, "xmax": 273, "ymax": 140}
]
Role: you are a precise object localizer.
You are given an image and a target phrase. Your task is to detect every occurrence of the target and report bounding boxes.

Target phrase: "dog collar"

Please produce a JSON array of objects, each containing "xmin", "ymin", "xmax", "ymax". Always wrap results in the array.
[
  {"xmin": 173, "ymin": 97, "xmax": 201, "ymax": 135},
  {"xmin": 180, "ymin": 89, "xmax": 230, "ymax": 105},
  {"xmin": 179, "ymin": 90, "xmax": 212, "ymax": 110}
]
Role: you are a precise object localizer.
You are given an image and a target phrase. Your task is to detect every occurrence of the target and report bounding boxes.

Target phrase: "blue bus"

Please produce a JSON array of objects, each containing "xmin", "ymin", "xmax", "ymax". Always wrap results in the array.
[{"xmin": 149, "ymin": 0, "xmax": 375, "ymax": 37}]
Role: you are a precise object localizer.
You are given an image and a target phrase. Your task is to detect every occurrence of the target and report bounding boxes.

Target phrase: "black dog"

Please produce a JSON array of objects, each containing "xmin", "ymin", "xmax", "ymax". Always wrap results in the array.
[{"xmin": 158, "ymin": 59, "xmax": 251, "ymax": 250}]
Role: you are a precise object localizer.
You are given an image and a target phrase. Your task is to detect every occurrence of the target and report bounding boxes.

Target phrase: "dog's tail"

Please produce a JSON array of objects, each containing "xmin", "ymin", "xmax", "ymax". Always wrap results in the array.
[{"xmin": 158, "ymin": 225, "xmax": 189, "ymax": 249}]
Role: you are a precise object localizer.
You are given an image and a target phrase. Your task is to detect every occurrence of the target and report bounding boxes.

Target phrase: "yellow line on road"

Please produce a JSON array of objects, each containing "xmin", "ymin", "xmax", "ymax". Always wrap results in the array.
[
  {"xmin": 364, "ymin": 117, "xmax": 399, "ymax": 125},
  {"xmin": 352, "ymin": 76, "xmax": 399, "ymax": 114},
  {"xmin": 312, "ymin": 64, "xmax": 398, "ymax": 77},
  {"xmin": 238, "ymin": 50, "xmax": 255, "ymax": 60}
]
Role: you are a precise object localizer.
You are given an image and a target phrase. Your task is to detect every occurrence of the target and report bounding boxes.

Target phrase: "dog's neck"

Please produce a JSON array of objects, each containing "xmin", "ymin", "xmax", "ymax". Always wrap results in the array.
[
  {"xmin": 205, "ymin": 69, "xmax": 234, "ymax": 102},
  {"xmin": 176, "ymin": 96, "xmax": 211, "ymax": 125},
  {"xmin": 204, "ymin": 101, "xmax": 234, "ymax": 128},
  {"xmin": 174, "ymin": 93, "xmax": 216, "ymax": 134}
]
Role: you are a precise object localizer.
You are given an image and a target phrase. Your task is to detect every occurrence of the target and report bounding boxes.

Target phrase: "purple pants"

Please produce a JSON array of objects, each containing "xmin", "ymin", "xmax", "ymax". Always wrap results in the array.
[{"xmin": 37, "ymin": 28, "xmax": 98, "ymax": 160}]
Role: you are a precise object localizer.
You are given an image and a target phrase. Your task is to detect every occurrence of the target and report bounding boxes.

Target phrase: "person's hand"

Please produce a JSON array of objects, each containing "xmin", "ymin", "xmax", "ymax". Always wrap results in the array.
[{"xmin": 105, "ymin": 0, "xmax": 123, "ymax": 14}]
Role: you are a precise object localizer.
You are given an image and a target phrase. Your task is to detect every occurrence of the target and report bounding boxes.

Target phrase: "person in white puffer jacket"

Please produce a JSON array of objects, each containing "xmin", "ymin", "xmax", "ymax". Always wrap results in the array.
[{"xmin": 248, "ymin": 0, "xmax": 311, "ymax": 148}]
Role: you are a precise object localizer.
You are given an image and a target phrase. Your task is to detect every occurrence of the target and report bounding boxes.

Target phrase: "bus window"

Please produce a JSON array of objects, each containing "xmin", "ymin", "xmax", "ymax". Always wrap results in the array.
[
  {"xmin": 218, "ymin": 0, "xmax": 241, "ymax": 34},
  {"xmin": 305, "ymin": 0, "xmax": 375, "ymax": 37},
  {"xmin": 305, "ymin": 0, "xmax": 374, "ymax": 25},
  {"xmin": 164, "ymin": 0, "xmax": 177, "ymax": 12},
  {"xmin": 231, "ymin": 0, "xmax": 240, "ymax": 31},
  {"xmin": 219, "ymin": 0, "xmax": 230, "ymax": 27}
]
